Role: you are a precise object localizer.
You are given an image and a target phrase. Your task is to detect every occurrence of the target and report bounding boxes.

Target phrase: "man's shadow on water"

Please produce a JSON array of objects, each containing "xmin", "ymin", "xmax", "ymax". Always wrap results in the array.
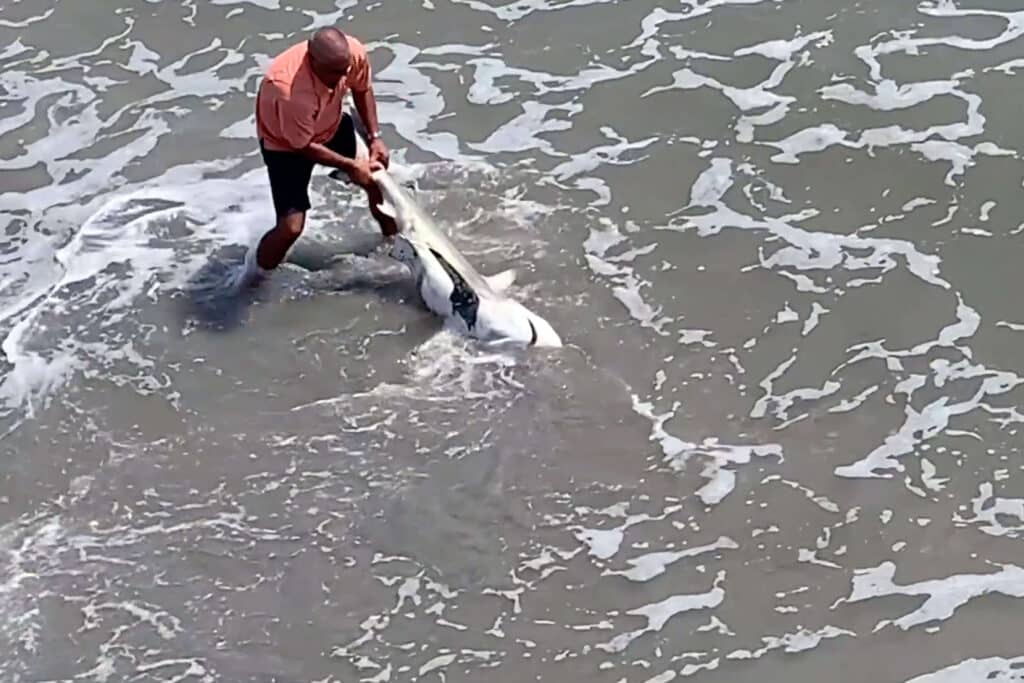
[
  {"xmin": 179, "ymin": 167, "xmax": 426, "ymax": 333},
  {"xmin": 178, "ymin": 231, "xmax": 418, "ymax": 333}
]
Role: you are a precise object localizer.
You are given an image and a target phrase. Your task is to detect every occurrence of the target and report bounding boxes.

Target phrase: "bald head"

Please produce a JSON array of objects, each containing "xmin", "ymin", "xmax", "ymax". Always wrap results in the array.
[{"xmin": 308, "ymin": 27, "xmax": 351, "ymax": 87}]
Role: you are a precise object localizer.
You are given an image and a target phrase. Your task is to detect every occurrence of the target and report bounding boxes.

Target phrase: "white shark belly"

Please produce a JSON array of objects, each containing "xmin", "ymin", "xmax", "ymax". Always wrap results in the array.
[
  {"xmin": 417, "ymin": 258, "xmax": 460, "ymax": 319},
  {"xmin": 371, "ymin": 168, "xmax": 562, "ymax": 348}
]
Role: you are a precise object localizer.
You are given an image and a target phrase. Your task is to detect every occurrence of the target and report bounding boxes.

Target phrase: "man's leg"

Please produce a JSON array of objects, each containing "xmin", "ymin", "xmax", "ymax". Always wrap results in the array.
[
  {"xmin": 252, "ymin": 143, "xmax": 315, "ymax": 274},
  {"xmin": 255, "ymin": 210, "xmax": 306, "ymax": 270},
  {"xmin": 326, "ymin": 114, "xmax": 398, "ymax": 238}
]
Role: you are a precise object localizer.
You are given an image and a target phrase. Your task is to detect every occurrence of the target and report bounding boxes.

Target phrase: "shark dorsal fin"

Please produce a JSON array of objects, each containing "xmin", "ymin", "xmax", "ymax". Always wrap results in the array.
[{"xmin": 485, "ymin": 268, "xmax": 517, "ymax": 292}]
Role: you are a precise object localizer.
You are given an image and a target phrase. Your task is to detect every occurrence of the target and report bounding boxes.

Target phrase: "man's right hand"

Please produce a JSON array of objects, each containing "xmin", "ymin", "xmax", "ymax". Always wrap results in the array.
[
  {"xmin": 302, "ymin": 142, "xmax": 383, "ymax": 188},
  {"xmin": 345, "ymin": 157, "xmax": 376, "ymax": 188}
]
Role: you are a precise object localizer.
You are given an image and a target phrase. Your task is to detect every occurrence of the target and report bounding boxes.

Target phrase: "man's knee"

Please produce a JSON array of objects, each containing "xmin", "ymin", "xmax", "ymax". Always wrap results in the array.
[{"xmin": 277, "ymin": 211, "xmax": 306, "ymax": 240}]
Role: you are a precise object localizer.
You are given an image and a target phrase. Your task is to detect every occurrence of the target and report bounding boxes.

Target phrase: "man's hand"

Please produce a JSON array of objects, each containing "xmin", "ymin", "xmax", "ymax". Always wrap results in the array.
[
  {"xmin": 369, "ymin": 137, "xmax": 390, "ymax": 169},
  {"xmin": 346, "ymin": 157, "xmax": 380, "ymax": 188}
]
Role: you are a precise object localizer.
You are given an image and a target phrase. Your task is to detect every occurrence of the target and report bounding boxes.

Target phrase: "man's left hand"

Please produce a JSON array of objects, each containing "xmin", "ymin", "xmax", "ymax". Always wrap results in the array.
[{"xmin": 369, "ymin": 138, "xmax": 390, "ymax": 169}]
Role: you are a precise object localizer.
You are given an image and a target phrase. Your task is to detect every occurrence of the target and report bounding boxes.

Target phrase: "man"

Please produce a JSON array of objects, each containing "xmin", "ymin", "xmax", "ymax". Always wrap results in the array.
[{"xmin": 246, "ymin": 26, "xmax": 396, "ymax": 280}]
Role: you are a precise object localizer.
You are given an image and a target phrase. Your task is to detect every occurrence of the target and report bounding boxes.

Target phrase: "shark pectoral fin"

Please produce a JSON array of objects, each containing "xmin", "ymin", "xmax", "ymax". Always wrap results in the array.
[
  {"xmin": 376, "ymin": 199, "xmax": 397, "ymax": 219},
  {"xmin": 484, "ymin": 268, "xmax": 517, "ymax": 292}
]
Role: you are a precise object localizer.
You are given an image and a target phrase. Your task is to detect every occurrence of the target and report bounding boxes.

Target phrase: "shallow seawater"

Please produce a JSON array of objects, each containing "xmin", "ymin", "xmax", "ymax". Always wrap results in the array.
[{"xmin": 3, "ymin": 0, "xmax": 1024, "ymax": 681}]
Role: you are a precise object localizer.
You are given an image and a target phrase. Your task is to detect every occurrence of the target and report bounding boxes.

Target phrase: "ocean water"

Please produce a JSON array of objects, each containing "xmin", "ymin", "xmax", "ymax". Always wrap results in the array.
[{"xmin": 3, "ymin": 0, "xmax": 1024, "ymax": 681}]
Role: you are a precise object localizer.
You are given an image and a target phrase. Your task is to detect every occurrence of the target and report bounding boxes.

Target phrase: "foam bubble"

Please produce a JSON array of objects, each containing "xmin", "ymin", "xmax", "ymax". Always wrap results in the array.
[
  {"xmin": 842, "ymin": 561, "xmax": 1024, "ymax": 631},
  {"xmin": 904, "ymin": 655, "xmax": 1024, "ymax": 682}
]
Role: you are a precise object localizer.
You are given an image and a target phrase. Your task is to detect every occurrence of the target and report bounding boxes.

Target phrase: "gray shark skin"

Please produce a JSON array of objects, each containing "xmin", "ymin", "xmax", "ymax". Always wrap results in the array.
[{"xmin": 371, "ymin": 168, "xmax": 563, "ymax": 349}]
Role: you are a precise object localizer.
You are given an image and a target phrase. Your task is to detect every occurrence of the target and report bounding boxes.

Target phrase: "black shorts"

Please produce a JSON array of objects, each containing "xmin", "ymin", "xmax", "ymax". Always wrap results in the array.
[{"xmin": 260, "ymin": 113, "xmax": 357, "ymax": 218}]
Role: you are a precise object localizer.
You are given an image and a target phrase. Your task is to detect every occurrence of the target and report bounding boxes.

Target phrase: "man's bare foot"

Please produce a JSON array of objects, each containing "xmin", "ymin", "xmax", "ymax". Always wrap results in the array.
[{"xmin": 233, "ymin": 245, "xmax": 270, "ymax": 289}]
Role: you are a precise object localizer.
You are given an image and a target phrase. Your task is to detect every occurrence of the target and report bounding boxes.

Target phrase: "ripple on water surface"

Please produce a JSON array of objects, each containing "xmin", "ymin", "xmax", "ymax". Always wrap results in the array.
[{"xmin": 3, "ymin": 0, "xmax": 1024, "ymax": 681}]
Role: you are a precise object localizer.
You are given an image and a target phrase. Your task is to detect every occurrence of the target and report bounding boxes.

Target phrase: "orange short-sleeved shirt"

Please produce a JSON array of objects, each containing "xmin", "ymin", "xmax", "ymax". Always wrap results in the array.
[{"xmin": 256, "ymin": 35, "xmax": 371, "ymax": 152}]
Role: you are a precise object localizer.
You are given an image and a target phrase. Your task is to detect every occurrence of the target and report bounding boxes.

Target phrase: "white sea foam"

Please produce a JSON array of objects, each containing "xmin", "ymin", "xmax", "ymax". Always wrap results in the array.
[
  {"xmin": 603, "ymin": 536, "xmax": 739, "ymax": 582},
  {"xmin": 596, "ymin": 570, "xmax": 726, "ymax": 653},
  {"xmin": 842, "ymin": 561, "xmax": 1024, "ymax": 631},
  {"xmin": 904, "ymin": 654, "xmax": 1024, "ymax": 682},
  {"xmin": 5, "ymin": 0, "xmax": 1024, "ymax": 679}
]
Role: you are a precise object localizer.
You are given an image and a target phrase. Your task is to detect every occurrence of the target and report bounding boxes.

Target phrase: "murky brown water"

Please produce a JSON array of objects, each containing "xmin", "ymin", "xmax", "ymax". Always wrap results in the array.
[{"xmin": 3, "ymin": 0, "xmax": 1024, "ymax": 681}]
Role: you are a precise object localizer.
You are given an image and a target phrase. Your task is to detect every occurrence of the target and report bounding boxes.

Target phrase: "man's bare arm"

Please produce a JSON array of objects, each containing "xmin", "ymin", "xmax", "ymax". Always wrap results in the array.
[
  {"xmin": 352, "ymin": 87, "xmax": 382, "ymax": 140},
  {"xmin": 298, "ymin": 142, "xmax": 358, "ymax": 170},
  {"xmin": 298, "ymin": 142, "xmax": 377, "ymax": 187}
]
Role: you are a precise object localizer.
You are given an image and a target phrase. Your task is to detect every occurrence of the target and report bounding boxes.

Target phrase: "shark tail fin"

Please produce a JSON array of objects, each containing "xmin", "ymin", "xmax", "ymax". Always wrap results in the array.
[
  {"xmin": 376, "ymin": 199, "xmax": 397, "ymax": 219},
  {"xmin": 525, "ymin": 310, "xmax": 562, "ymax": 348},
  {"xmin": 485, "ymin": 268, "xmax": 517, "ymax": 292}
]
